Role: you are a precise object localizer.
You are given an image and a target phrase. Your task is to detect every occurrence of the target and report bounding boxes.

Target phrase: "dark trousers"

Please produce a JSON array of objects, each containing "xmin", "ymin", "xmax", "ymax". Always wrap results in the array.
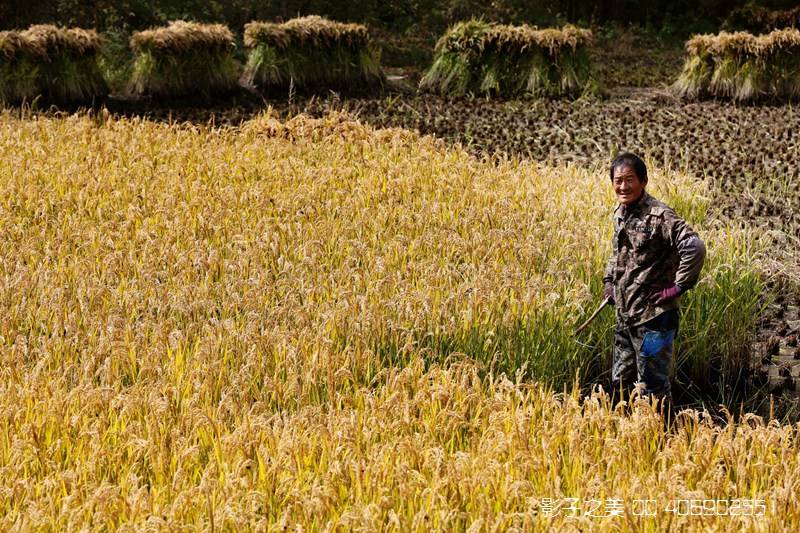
[{"xmin": 611, "ymin": 310, "xmax": 679, "ymax": 406}]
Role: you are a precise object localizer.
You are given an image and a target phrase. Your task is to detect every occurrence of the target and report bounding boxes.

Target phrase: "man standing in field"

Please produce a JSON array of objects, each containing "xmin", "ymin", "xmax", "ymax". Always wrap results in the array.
[{"xmin": 603, "ymin": 153, "xmax": 706, "ymax": 409}]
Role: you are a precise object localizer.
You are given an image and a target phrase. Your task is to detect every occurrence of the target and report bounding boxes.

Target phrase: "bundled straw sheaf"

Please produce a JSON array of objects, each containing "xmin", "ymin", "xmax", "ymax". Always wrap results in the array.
[
  {"xmin": 241, "ymin": 15, "xmax": 383, "ymax": 92},
  {"xmin": 128, "ymin": 21, "xmax": 239, "ymax": 98},
  {"xmin": 674, "ymin": 28, "xmax": 800, "ymax": 101},
  {"xmin": 0, "ymin": 25, "xmax": 106, "ymax": 103},
  {"xmin": 420, "ymin": 19, "xmax": 594, "ymax": 98}
]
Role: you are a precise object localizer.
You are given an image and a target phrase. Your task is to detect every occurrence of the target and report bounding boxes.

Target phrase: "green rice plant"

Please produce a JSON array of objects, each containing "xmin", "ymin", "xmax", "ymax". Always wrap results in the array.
[
  {"xmin": 128, "ymin": 21, "xmax": 239, "ymax": 98},
  {"xmin": 420, "ymin": 19, "xmax": 594, "ymax": 98},
  {"xmin": 676, "ymin": 237, "xmax": 767, "ymax": 405},
  {"xmin": 674, "ymin": 28, "xmax": 800, "ymax": 102},
  {"xmin": 241, "ymin": 16, "xmax": 384, "ymax": 93},
  {"xmin": 0, "ymin": 25, "xmax": 107, "ymax": 104}
]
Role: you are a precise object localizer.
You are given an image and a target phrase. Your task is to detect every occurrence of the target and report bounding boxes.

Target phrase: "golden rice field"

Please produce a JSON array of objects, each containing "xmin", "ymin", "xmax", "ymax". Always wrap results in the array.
[{"xmin": 0, "ymin": 110, "xmax": 796, "ymax": 530}]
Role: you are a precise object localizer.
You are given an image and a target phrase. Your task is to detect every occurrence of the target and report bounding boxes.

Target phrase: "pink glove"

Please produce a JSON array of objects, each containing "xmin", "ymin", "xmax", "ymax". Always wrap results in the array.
[
  {"xmin": 603, "ymin": 283, "xmax": 615, "ymax": 304},
  {"xmin": 649, "ymin": 284, "xmax": 681, "ymax": 305}
]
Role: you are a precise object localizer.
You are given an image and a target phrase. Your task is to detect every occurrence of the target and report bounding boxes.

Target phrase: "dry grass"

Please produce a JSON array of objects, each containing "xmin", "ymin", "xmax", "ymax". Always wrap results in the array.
[
  {"xmin": 420, "ymin": 20, "xmax": 594, "ymax": 98},
  {"xmin": 0, "ymin": 111, "xmax": 788, "ymax": 529}
]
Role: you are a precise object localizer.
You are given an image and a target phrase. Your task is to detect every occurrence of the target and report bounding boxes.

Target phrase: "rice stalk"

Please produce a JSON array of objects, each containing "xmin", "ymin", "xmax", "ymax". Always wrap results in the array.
[
  {"xmin": 522, "ymin": 51, "xmax": 553, "ymax": 96},
  {"xmin": 673, "ymin": 53, "xmax": 713, "ymax": 99},
  {"xmin": 709, "ymin": 56, "xmax": 740, "ymax": 99},
  {"xmin": 419, "ymin": 53, "xmax": 471, "ymax": 96}
]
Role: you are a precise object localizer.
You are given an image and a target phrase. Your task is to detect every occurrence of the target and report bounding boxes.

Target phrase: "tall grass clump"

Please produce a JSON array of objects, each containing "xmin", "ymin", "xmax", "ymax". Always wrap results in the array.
[
  {"xmin": 241, "ymin": 15, "xmax": 384, "ymax": 92},
  {"xmin": 128, "ymin": 20, "xmax": 239, "ymax": 98},
  {"xmin": 674, "ymin": 28, "xmax": 800, "ymax": 102},
  {"xmin": 0, "ymin": 25, "xmax": 106, "ymax": 104},
  {"xmin": 420, "ymin": 19, "xmax": 594, "ymax": 98},
  {"xmin": 0, "ymin": 111, "xmax": 782, "ymax": 529}
]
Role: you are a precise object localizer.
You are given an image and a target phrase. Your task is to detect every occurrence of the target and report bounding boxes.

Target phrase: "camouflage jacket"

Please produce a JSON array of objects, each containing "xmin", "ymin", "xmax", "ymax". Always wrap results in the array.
[{"xmin": 603, "ymin": 191, "xmax": 706, "ymax": 327}]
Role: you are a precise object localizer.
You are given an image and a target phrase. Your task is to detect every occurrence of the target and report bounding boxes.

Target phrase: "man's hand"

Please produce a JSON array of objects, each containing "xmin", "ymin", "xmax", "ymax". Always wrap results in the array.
[
  {"xmin": 649, "ymin": 284, "xmax": 681, "ymax": 305},
  {"xmin": 604, "ymin": 282, "xmax": 615, "ymax": 305}
]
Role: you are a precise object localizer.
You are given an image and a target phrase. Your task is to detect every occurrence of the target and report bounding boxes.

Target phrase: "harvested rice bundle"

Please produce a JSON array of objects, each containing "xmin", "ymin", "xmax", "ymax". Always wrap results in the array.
[
  {"xmin": 674, "ymin": 28, "xmax": 800, "ymax": 102},
  {"xmin": 128, "ymin": 21, "xmax": 239, "ymax": 98},
  {"xmin": 420, "ymin": 19, "xmax": 594, "ymax": 98},
  {"xmin": 0, "ymin": 25, "xmax": 106, "ymax": 104},
  {"xmin": 241, "ymin": 15, "xmax": 383, "ymax": 92}
]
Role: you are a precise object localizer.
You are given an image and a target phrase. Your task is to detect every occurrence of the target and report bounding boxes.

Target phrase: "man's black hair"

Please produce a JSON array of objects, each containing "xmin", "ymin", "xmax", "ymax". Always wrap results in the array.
[{"xmin": 610, "ymin": 153, "xmax": 647, "ymax": 183}]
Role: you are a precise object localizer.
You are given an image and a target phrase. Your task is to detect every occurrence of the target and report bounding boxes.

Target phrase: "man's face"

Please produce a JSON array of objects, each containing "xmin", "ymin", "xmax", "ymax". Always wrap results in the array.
[{"xmin": 612, "ymin": 164, "xmax": 645, "ymax": 206}]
